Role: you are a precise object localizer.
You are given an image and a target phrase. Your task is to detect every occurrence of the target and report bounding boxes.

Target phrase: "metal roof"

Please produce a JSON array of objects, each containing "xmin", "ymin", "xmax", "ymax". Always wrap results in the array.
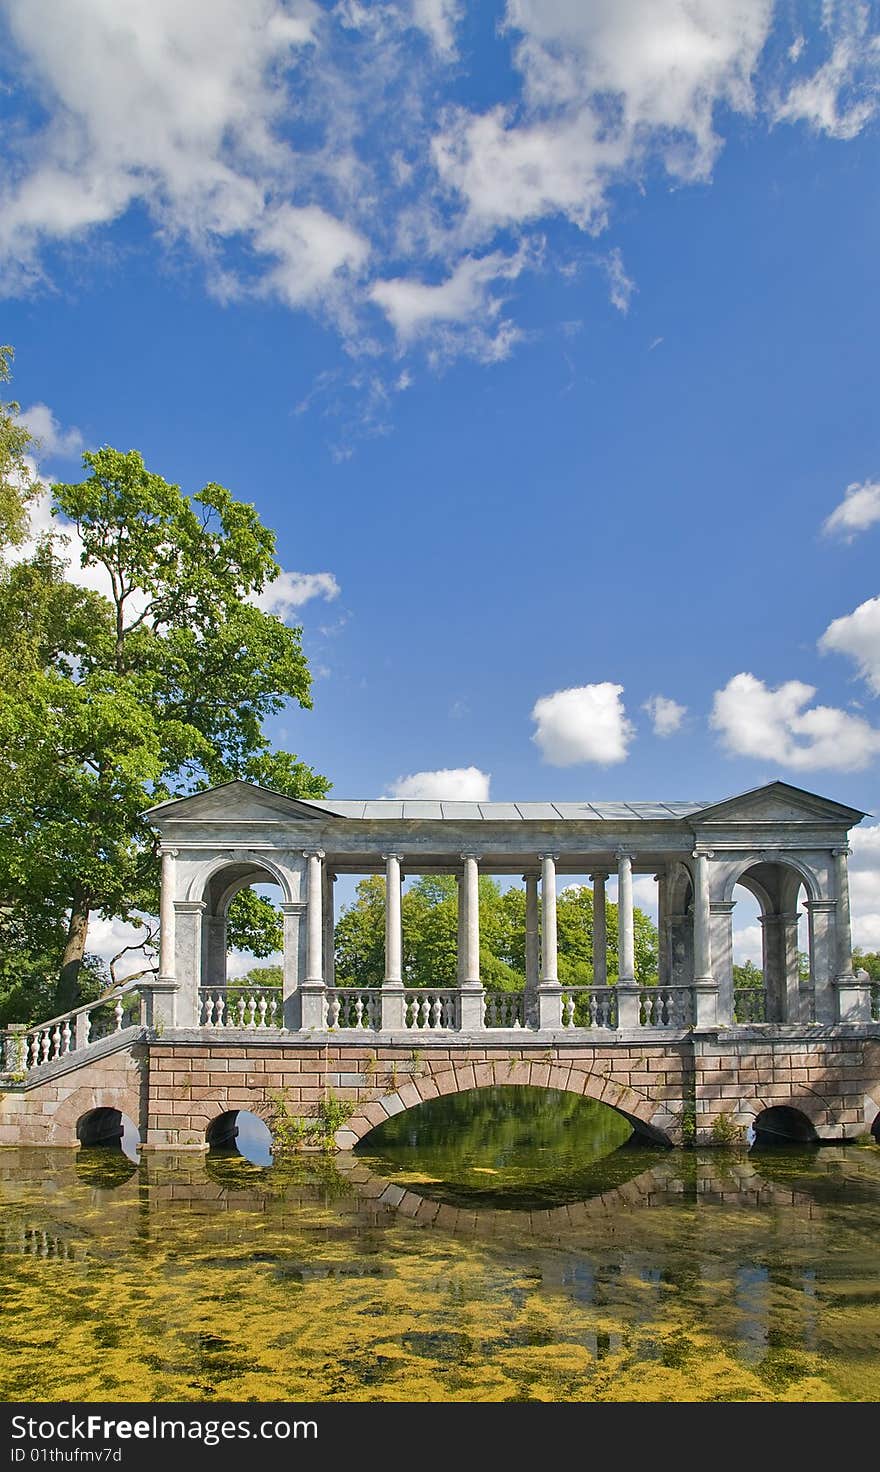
[{"xmin": 305, "ymin": 799, "xmax": 710, "ymax": 821}]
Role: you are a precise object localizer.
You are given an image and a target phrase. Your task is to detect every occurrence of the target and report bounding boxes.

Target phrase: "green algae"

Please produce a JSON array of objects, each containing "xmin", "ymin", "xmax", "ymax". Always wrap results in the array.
[{"xmin": 1, "ymin": 1092, "xmax": 879, "ymax": 1403}]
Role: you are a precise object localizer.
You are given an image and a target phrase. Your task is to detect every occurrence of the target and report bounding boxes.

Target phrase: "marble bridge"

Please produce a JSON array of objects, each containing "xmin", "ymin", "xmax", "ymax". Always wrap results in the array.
[{"xmin": 2, "ymin": 778, "xmax": 879, "ymax": 1152}]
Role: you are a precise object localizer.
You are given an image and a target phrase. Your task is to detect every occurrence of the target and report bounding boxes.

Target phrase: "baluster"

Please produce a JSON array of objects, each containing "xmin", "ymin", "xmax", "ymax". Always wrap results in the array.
[
  {"xmin": 114, "ymin": 998, "xmax": 124, "ymax": 1031},
  {"xmin": 235, "ymin": 996, "xmax": 244, "ymax": 1028},
  {"xmin": 51, "ymin": 1025, "xmax": 62, "ymax": 1059},
  {"xmin": 327, "ymin": 994, "xmax": 340, "ymax": 1028},
  {"xmin": 40, "ymin": 1031, "xmax": 50, "ymax": 1063},
  {"xmin": 354, "ymin": 995, "xmax": 363, "ymax": 1029},
  {"xmin": 213, "ymin": 994, "xmax": 224, "ymax": 1028},
  {"xmin": 431, "ymin": 995, "xmax": 442, "ymax": 1029},
  {"xmin": 563, "ymin": 993, "xmax": 575, "ymax": 1029},
  {"xmin": 416, "ymin": 997, "xmax": 427, "ymax": 1029},
  {"xmin": 202, "ymin": 993, "xmax": 212, "ymax": 1026},
  {"xmin": 27, "ymin": 1034, "xmax": 38, "ymax": 1069},
  {"xmin": 61, "ymin": 1020, "xmax": 72, "ymax": 1055},
  {"xmin": 82, "ymin": 1010, "xmax": 91, "ymax": 1045},
  {"xmin": 257, "ymin": 994, "xmax": 267, "ymax": 1028},
  {"xmin": 244, "ymin": 995, "xmax": 254, "ymax": 1028}
]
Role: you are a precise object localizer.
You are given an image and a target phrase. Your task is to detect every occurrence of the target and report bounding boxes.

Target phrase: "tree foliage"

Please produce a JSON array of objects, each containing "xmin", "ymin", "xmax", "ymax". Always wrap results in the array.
[
  {"xmin": 334, "ymin": 876, "xmax": 658, "ymax": 989},
  {"xmin": 0, "ymin": 421, "xmax": 329, "ymax": 1018},
  {"xmin": 0, "ymin": 346, "xmax": 37, "ymax": 548}
]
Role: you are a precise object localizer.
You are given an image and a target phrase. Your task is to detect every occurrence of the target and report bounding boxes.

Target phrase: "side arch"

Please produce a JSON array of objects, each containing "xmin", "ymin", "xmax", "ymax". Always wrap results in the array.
[
  {"xmin": 719, "ymin": 853, "xmax": 822, "ymax": 905},
  {"xmin": 335, "ymin": 1062, "xmax": 674, "ymax": 1150},
  {"xmin": 186, "ymin": 851, "xmax": 296, "ymax": 905},
  {"xmin": 51, "ymin": 1085, "xmax": 144, "ymax": 1148}
]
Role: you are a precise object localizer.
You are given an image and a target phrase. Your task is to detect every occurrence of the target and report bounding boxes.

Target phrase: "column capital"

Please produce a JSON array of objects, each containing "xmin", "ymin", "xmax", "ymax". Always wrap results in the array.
[
  {"xmin": 381, "ymin": 851, "xmax": 405, "ymax": 862},
  {"xmin": 522, "ymin": 870, "xmax": 540, "ymax": 882},
  {"xmin": 692, "ymin": 847, "xmax": 714, "ymax": 860},
  {"xmin": 709, "ymin": 900, "xmax": 736, "ymax": 914},
  {"xmin": 804, "ymin": 898, "xmax": 836, "ymax": 913},
  {"xmin": 589, "ymin": 870, "xmax": 609, "ymax": 883},
  {"xmin": 279, "ymin": 900, "xmax": 306, "ymax": 916},
  {"xmin": 174, "ymin": 900, "xmax": 205, "ymax": 914},
  {"xmin": 538, "ymin": 851, "xmax": 559, "ymax": 862},
  {"xmin": 615, "ymin": 847, "xmax": 635, "ymax": 861},
  {"xmin": 159, "ymin": 846, "xmax": 179, "ymax": 858},
  {"xmin": 832, "ymin": 846, "xmax": 851, "ymax": 858},
  {"xmin": 302, "ymin": 847, "xmax": 325, "ymax": 860},
  {"xmin": 460, "ymin": 850, "xmax": 483, "ymax": 861}
]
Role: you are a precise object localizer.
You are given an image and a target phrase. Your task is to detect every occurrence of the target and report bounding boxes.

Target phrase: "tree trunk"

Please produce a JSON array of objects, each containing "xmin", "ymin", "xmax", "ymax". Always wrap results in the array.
[{"xmin": 57, "ymin": 900, "xmax": 90, "ymax": 1012}]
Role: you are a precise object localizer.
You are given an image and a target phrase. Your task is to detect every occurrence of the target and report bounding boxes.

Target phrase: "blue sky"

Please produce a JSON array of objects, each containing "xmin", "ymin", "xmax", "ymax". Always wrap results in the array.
[{"xmin": 3, "ymin": 0, "xmax": 880, "ymax": 960}]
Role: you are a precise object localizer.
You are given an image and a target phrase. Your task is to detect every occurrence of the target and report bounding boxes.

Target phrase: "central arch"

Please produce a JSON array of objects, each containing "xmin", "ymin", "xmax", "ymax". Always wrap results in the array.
[{"xmin": 335, "ymin": 1060, "xmax": 673, "ymax": 1149}]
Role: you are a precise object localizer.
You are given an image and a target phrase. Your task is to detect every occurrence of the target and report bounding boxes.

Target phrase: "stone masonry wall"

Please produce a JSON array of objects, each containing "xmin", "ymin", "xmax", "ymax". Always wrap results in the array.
[{"xmin": 1, "ymin": 1031, "xmax": 878, "ymax": 1149}]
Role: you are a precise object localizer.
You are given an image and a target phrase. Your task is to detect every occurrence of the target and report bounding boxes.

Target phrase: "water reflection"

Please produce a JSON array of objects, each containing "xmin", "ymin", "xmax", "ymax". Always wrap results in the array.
[{"xmin": 1, "ymin": 1093, "xmax": 879, "ymax": 1402}]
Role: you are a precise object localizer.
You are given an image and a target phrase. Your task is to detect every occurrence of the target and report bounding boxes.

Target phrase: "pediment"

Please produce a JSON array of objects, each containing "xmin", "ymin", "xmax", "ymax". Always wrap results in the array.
[
  {"xmin": 144, "ymin": 781, "xmax": 326, "ymax": 825},
  {"xmin": 692, "ymin": 781, "xmax": 865, "ymax": 827}
]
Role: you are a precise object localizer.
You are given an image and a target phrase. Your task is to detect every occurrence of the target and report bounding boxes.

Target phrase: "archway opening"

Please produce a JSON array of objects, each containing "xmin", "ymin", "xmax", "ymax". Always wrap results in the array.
[
  {"xmin": 206, "ymin": 1109, "xmax": 272, "ymax": 1166},
  {"xmin": 731, "ymin": 863, "xmax": 813, "ymax": 1024},
  {"xmin": 199, "ymin": 863, "xmax": 285, "ymax": 1028},
  {"xmin": 76, "ymin": 1107, "xmax": 140, "ymax": 1160},
  {"xmin": 753, "ymin": 1106, "xmax": 819, "ymax": 1147},
  {"xmin": 352, "ymin": 1085, "xmax": 668, "ymax": 1210}
]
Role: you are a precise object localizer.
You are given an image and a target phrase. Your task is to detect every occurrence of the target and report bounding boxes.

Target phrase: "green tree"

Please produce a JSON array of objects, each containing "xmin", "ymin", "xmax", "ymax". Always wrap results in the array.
[
  {"xmin": 0, "ymin": 346, "xmax": 37, "ymax": 548},
  {"xmin": 732, "ymin": 958, "xmax": 763, "ymax": 990},
  {"xmin": 854, "ymin": 949, "xmax": 880, "ymax": 983},
  {"xmin": 0, "ymin": 442, "xmax": 329, "ymax": 1015}
]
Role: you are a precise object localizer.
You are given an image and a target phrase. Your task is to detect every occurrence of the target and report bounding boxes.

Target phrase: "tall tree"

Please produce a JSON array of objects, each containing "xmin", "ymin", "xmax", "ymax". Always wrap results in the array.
[
  {"xmin": 0, "ymin": 442, "xmax": 329, "ymax": 1014},
  {"xmin": 0, "ymin": 345, "xmax": 37, "ymax": 548}
]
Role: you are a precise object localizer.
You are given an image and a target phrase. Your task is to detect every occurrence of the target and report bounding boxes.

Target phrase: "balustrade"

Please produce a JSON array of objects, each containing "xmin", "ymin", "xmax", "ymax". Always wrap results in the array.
[
  {"xmin": 3, "ymin": 991, "xmax": 139, "ymax": 1076},
  {"xmin": 733, "ymin": 988, "xmax": 767, "ymax": 1024},
  {"xmin": 198, "ymin": 987, "xmax": 281, "ymax": 1029},
  {"xmin": 403, "ymin": 990, "xmax": 459, "ymax": 1030},
  {"xmin": 326, "ymin": 988, "xmax": 380, "ymax": 1030},
  {"xmin": 560, "ymin": 986, "xmax": 618, "ymax": 1029},
  {"xmin": 484, "ymin": 992, "xmax": 525, "ymax": 1028},
  {"xmin": 638, "ymin": 985, "xmax": 693, "ymax": 1028}
]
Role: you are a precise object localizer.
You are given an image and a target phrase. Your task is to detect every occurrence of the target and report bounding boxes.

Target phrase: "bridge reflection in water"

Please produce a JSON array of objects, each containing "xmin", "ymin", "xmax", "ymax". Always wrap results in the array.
[{"xmin": 1, "ymin": 1097, "xmax": 879, "ymax": 1402}]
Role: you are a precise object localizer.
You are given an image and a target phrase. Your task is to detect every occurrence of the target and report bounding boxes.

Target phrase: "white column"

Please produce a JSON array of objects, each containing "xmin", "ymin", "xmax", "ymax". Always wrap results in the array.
[
  {"xmin": 383, "ymin": 853, "xmax": 403, "ymax": 984},
  {"xmin": 655, "ymin": 869, "xmax": 668, "ymax": 987},
  {"xmin": 158, "ymin": 848, "xmax": 177, "ymax": 979},
  {"xmin": 692, "ymin": 848, "xmax": 717, "ymax": 1027},
  {"xmin": 692, "ymin": 850, "xmax": 712, "ymax": 983},
  {"xmin": 323, "ymin": 869, "xmax": 336, "ymax": 987},
  {"xmin": 304, "ymin": 850, "xmax": 324, "ymax": 984},
  {"xmin": 462, "ymin": 853, "xmax": 481, "ymax": 985},
  {"xmin": 537, "ymin": 853, "xmax": 562, "ymax": 1029},
  {"xmin": 280, "ymin": 899, "xmax": 306, "ymax": 1030},
  {"xmin": 540, "ymin": 854, "xmax": 558, "ymax": 982},
  {"xmin": 833, "ymin": 848, "xmax": 855, "ymax": 980},
  {"xmin": 591, "ymin": 871, "xmax": 607, "ymax": 986},
  {"xmin": 617, "ymin": 851, "xmax": 635, "ymax": 985}
]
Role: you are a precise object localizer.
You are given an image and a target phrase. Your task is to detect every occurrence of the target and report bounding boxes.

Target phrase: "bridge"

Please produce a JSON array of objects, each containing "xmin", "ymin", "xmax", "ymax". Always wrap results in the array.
[{"xmin": 2, "ymin": 778, "xmax": 879, "ymax": 1153}]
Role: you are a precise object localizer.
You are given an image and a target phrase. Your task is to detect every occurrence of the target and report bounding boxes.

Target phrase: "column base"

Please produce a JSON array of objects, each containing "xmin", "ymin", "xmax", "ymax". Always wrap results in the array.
[
  {"xmin": 141, "ymin": 979, "xmax": 181, "ymax": 1029},
  {"xmin": 458, "ymin": 983, "xmax": 485, "ymax": 1031},
  {"xmin": 616, "ymin": 983, "xmax": 640, "ymax": 1030},
  {"xmin": 537, "ymin": 983, "xmax": 563, "ymax": 1030},
  {"xmin": 381, "ymin": 982, "xmax": 406, "ymax": 1030},
  {"xmin": 693, "ymin": 980, "xmax": 718, "ymax": 1028},
  {"xmin": 833, "ymin": 974, "xmax": 874, "ymax": 1023},
  {"xmin": 300, "ymin": 982, "xmax": 327, "ymax": 1029}
]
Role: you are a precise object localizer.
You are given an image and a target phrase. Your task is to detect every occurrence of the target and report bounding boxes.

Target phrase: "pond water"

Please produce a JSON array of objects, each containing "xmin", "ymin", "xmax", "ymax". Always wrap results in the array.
[{"xmin": 1, "ymin": 1087, "xmax": 879, "ymax": 1403}]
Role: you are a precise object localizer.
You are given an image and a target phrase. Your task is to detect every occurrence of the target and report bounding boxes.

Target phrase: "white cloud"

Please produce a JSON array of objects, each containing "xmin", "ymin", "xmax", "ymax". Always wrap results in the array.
[
  {"xmin": 600, "ymin": 247, "xmax": 636, "ymax": 314},
  {"xmin": 710, "ymin": 671, "xmax": 880, "ymax": 772},
  {"xmin": 822, "ymin": 480, "xmax": 880, "ymax": 540},
  {"xmin": 731, "ymin": 922, "xmax": 764, "ymax": 965},
  {"xmin": 774, "ymin": 14, "xmax": 880, "ymax": 140},
  {"xmin": 849, "ymin": 821, "xmax": 880, "ymax": 956},
  {"xmin": 819, "ymin": 596, "xmax": 880, "ymax": 695},
  {"xmin": 251, "ymin": 570, "xmax": 341, "ymax": 619},
  {"xmin": 387, "ymin": 765, "xmax": 490, "ymax": 799},
  {"xmin": 531, "ymin": 682, "xmax": 634, "ymax": 766},
  {"xmin": 410, "ymin": 0, "xmax": 462, "ymax": 59},
  {"xmin": 17, "ymin": 403, "xmax": 84, "ymax": 462},
  {"xmin": 254, "ymin": 203, "xmax": 369, "ymax": 309},
  {"xmin": 85, "ymin": 913, "xmax": 157, "ymax": 982},
  {"xmin": 370, "ymin": 247, "xmax": 530, "ymax": 358},
  {"xmin": 643, "ymin": 694, "xmax": 686, "ymax": 737}
]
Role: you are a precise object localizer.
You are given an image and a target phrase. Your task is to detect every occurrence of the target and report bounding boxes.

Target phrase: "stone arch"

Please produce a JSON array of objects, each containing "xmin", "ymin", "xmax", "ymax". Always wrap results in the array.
[
  {"xmin": 186, "ymin": 851, "xmax": 296, "ymax": 906},
  {"xmin": 51, "ymin": 1086, "xmax": 144, "ymax": 1148},
  {"xmin": 334, "ymin": 1062, "xmax": 673, "ymax": 1150},
  {"xmin": 720, "ymin": 853, "xmax": 821, "ymax": 906},
  {"xmin": 753, "ymin": 1104, "xmax": 820, "ymax": 1146}
]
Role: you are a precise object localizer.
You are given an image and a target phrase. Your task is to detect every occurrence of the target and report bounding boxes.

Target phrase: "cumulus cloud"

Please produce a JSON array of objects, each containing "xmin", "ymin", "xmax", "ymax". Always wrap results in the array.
[
  {"xmin": 370, "ymin": 247, "xmax": 531, "ymax": 359},
  {"xmin": 1, "ymin": 1, "xmax": 878, "ymax": 376},
  {"xmin": 774, "ymin": 12, "xmax": 880, "ymax": 139},
  {"xmin": 17, "ymin": 403, "xmax": 84, "ymax": 462},
  {"xmin": 531, "ymin": 682, "xmax": 634, "ymax": 766},
  {"xmin": 387, "ymin": 766, "xmax": 490, "ymax": 799},
  {"xmin": 250, "ymin": 570, "xmax": 341, "ymax": 619},
  {"xmin": 822, "ymin": 480, "xmax": 880, "ymax": 540},
  {"xmin": 819, "ymin": 596, "xmax": 880, "ymax": 696},
  {"xmin": 710, "ymin": 671, "xmax": 880, "ymax": 772},
  {"xmin": 643, "ymin": 694, "xmax": 686, "ymax": 737},
  {"xmin": 850, "ymin": 821, "xmax": 880, "ymax": 955}
]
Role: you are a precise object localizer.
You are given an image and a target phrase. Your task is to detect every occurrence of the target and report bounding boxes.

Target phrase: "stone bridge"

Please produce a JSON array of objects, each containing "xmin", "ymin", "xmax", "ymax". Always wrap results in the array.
[{"xmin": 2, "ymin": 778, "xmax": 879, "ymax": 1152}]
